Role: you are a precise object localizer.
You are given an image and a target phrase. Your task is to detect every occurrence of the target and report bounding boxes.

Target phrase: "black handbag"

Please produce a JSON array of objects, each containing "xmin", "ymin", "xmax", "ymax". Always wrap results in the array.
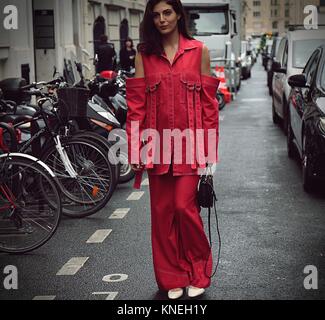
[{"xmin": 197, "ymin": 166, "xmax": 221, "ymax": 279}]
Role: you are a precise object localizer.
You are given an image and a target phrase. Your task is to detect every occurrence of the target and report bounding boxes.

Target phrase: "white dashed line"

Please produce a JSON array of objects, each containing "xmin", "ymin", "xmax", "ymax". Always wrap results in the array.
[
  {"xmin": 109, "ymin": 208, "xmax": 130, "ymax": 219},
  {"xmin": 56, "ymin": 257, "xmax": 89, "ymax": 276},
  {"xmin": 92, "ymin": 292, "xmax": 119, "ymax": 300},
  {"xmin": 33, "ymin": 296, "xmax": 56, "ymax": 300},
  {"xmin": 241, "ymin": 98, "xmax": 268, "ymax": 102},
  {"xmin": 219, "ymin": 115, "xmax": 225, "ymax": 121},
  {"xmin": 86, "ymin": 229, "xmax": 112, "ymax": 243},
  {"xmin": 127, "ymin": 192, "xmax": 145, "ymax": 201},
  {"xmin": 141, "ymin": 178, "xmax": 149, "ymax": 186}
]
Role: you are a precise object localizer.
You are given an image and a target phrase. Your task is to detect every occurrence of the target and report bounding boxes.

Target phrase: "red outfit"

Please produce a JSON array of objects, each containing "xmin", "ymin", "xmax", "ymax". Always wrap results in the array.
[{"xmin": 126, "ymin": 33, "xmax": 219, "ymax": 291}]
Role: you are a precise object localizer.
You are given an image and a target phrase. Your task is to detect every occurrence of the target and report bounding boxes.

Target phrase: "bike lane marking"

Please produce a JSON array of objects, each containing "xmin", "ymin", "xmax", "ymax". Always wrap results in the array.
[
  {"xmin": 127, "ymin": 192, "xmax": 145, "ymax": 201},
  {"xmin": 92, "ymin": 292, "xmax": 118, "ymax": 300},
  {"xmin": 86, "ymin": 229, "xmax": 112, "ymax": 243},
  {"xmin": 109, "ymin": 208, "xmax": 130, "ymax": 219},
  {"xmin": 141, "ymin": 178, "xmax": 149, "ymax": 186},
  {"xmin": 33, "ymin": 296, "xmax": 56, "ymax": 300},
  {"xmin": 240, "ymin": 98, "xmax": 268, "ymax": 102},
  {"xmin": 56, "ymin": 257, "xmax": 89, "ymax": 276}
]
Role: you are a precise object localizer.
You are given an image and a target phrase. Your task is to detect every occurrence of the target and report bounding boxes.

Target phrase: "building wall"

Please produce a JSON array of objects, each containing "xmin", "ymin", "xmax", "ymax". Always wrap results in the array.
[
  {"xmin": 0, "ymin": 0, "xmax": 35, "ymax": 81},
  {"xmin": 0, "ymin": 0, "xmax": 146, "ymax": 82},
  {"xmin": 243, "ymin": 0, "xmax": 320, "ymax": 39}
]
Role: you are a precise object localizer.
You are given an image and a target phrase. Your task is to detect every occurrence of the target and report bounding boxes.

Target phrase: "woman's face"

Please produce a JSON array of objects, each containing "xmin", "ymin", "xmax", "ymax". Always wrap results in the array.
[
  {"xmin": 152, "ymin": 1, "xmax": 180, "ymax": 36},
  {"xmin": 126, "ymin": 40, "xmax": 132, "ymax": 48}
]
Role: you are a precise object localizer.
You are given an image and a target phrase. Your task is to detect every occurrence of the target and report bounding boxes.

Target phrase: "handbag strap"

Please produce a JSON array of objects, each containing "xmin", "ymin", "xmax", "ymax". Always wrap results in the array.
[{"xmin": 205, "ymin": 187, "xmax": 221, "ymax": 279}]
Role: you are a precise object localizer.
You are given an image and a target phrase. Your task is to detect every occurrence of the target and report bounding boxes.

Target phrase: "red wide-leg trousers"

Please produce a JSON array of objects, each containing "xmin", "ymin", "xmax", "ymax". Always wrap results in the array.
[{"xmin": 148, "ymin": 167, "xmax": 213, "ymax": 291}]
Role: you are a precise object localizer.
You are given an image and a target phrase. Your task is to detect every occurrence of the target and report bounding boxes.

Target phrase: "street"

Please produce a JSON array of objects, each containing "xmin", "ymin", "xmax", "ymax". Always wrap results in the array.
[{"xmin": 1, "ymin": 60, "xmax": 325, "ymax": 300}]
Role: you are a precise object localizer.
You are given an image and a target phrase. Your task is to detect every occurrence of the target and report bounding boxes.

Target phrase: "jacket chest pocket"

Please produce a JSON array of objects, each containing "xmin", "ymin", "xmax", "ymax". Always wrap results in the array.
[
  {"xmin": 145, "ymin": 75, "xmax": 162, "ymax": 129},
  {"xmin": 179, "ymin": 73, "xmax": 201, "ymax": 105}
]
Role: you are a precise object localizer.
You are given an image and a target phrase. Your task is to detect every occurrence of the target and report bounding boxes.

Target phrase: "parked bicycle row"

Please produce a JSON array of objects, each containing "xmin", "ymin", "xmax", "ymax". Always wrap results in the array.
[{"xmin": 0, "ymin": 63, "xmax": 137, "ymax": 254}]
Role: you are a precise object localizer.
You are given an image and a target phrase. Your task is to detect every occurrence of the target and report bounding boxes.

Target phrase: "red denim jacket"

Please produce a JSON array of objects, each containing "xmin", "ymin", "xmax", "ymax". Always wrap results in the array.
[{"xmin": 126, "ymin": 33, "xmax": 220, "ymax": 189}]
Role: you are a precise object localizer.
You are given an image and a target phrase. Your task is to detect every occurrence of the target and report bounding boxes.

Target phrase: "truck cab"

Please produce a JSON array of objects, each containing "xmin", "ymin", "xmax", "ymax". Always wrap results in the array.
[
  {"xmin": 181, "ymin": 0, "xmax": 241, "ymax": 91},
  {"xmin": 181, "ymin": 0, "xmax": 239, "ymax": 59}
]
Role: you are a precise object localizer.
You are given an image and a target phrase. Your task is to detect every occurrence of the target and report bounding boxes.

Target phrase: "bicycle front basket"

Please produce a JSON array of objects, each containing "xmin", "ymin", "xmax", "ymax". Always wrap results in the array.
[{"xmin": 57, "ymin": 87, "xmax": 90, "ymax": 119}]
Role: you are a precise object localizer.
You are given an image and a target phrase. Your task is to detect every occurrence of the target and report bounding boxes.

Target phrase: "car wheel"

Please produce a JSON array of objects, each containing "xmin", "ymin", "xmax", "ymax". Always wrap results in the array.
[
  {"xmin": 302, "ymin": 134, "xmax": 315, "ymax": 193},
  {"xmin": 272, "ymin": 99, "xmax": 280, "ymax": 125},
  {"xmin": 217, "ymin": 93, "xmax": 226, "ymax": 111},
  {"xmin": 287, "ymin": 111, "xmax": 296, "ymax": 159}
]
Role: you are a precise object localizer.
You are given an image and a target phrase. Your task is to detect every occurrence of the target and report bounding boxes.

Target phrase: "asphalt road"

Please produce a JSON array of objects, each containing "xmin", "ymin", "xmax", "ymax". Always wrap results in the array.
[{"xmin": 1, "ymin": 60, "xmax": 325, "ymax": 301}]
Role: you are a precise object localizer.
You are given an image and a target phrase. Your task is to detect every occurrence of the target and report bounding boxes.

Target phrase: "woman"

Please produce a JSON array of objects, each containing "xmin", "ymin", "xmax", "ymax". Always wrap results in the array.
[
  {"xmin": 119, "ymin": 37, "xmax": 136, "ymax": 71},
  {"xmin": 126, "ymin": 0, "xmax": 219, "ymax": 300}
]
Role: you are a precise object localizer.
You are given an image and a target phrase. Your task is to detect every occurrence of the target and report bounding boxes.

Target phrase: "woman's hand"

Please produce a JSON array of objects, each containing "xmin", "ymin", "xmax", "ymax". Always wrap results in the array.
[{"xmin": 131, "ymin": 163, "xmax": 145, "ymax": 172}]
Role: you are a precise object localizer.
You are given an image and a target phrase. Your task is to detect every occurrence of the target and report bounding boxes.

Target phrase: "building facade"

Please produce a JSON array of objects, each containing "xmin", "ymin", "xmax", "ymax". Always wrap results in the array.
[
  {"xmin": 0, "ymin": 0, "xmax": 146, "ymax": 82},
  {"xmin": 243, "ymin": 0, "xmax": 320, "ymax": 39}
]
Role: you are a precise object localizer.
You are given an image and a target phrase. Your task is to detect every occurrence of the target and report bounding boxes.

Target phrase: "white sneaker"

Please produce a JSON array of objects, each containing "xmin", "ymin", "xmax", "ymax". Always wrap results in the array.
[
  {"xmin": 187, "ymin": 286, "xmax": 205, "ymax": 298},
  {"xmin": 168, "ymin": 288, "xmax": 184, "ymax": 300}
]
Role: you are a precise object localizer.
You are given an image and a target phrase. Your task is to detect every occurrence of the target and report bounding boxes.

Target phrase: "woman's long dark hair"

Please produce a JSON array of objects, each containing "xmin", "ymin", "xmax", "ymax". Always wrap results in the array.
[{"xmin": 138, "ymin": 0, "xmax": 193, "ymax": 56}]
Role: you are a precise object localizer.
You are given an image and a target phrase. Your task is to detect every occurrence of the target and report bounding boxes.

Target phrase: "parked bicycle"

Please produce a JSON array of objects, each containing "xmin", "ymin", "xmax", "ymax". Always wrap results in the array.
[{"xmin": 0, "ymin": 122, "xmax": 62, "ymax": 253}]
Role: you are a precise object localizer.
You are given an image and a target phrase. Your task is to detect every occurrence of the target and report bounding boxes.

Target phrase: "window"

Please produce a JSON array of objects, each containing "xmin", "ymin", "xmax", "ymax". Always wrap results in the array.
[
  {"xmin": 253, "ymin": 1, "xmax": 261, "ymax": 6},
  {"xmin": 273, "ymin": 21, "xmax": 278, "ymax": 29},
  {"xmin": 282, "ymin": 42, "xmax": 288, "ymax": 68},
  {"xmin": 321, "ymin": 59, "xmax": 325, "ymax": 90},
  {"xmin": 293, "ymin": 39, "xmax": 325, "ymax": 68},
  {"xmin": 186, "ymin": 9, "xmax": 228, "ymax": 35},
  {"xmin": 253, "ymin": 11, "xmax": 261, "ymax": 17},
  {"xmin": 304, "ymin": 51, "xmax": 320, "ymax": 86},
  {"xmin": 33, "ymin": 10, "xmax": 55, "ymax": 49},
  {"xmin": 276, "ymin": 38, "xmax": 286, "ymax": 62}
]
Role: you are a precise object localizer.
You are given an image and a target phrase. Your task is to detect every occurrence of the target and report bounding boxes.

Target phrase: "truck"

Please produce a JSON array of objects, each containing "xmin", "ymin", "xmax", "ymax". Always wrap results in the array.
[{"xmin": 181, "ymin": 0, "xmax": 242, "ymax": 92}]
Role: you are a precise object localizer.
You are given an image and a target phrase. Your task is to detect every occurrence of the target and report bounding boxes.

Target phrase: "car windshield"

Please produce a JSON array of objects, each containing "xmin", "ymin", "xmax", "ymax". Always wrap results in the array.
[
  {"xmin": 186, "ymin": 9, "xmax": 228, "ymax": 36},
  {"xmin": 292, "ymin": 39, "xmax": 325, "ymax": 68}
]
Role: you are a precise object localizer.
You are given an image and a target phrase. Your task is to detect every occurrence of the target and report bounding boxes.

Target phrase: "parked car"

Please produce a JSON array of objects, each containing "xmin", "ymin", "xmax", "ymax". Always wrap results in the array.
[
  {"xmin": 272, "ymin": 26, "xmax": 325, "ymax": 134},
  {"xmin": 267, "ymin": 36, "xmax": 283, "ymax": 96},
  {"xmin": 287, "ymin": 44, "xmax": 325, "ymax": 192}
]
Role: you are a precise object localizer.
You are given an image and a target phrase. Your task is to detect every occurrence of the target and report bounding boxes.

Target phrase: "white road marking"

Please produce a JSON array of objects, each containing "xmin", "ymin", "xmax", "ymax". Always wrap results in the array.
[
  {"xmin": 86, "ymin": 229, "xmax": 112, "ymax": 243},
  {"xmin": 33, "ymin": 296, "xmax": 56, "ymax": 300},
  {"xmin": 56, "ymin": 257, "xmax": 89, "ymax": 276},
  {"xmin": 92, "ymin": 292, "xmax": 119, "ymax": 300},
  {"xmin": 127, "ymin": 192, "xmax": 144, "ymax": 201},
  {"xmin": 102, "ymin": 274, "xmax": 128, "ymax": 283},
  {"xmin": 141, "ymin": 178, "xmax": 149, "ymax": 186},
  {"xmin": 219, "ymin": 115, "xmax": 225, "ymax": 121},
  {"xmin": 109, "ymin": 208, "xmax": 130, "ymax": 219},
  {"xmin": 241, "ymin": 98, "xmax": 268, "ymax": 102}
]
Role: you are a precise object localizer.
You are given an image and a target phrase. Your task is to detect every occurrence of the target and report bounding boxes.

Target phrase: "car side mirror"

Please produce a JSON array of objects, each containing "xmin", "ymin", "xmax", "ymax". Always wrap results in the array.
[
  {"xmin": 288, "ymin": 74, "xmax": 309, "ymax": 88},
  {"xmin": 272, "ymin": 61, "xmax": 286, "ymax": 74}
]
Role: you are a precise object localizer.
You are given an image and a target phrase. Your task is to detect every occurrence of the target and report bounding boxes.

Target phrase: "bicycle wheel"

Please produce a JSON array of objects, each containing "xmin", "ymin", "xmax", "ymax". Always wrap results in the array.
[
  {"xmin": 41, "ymin": 138, "xmax": 115, "ymax": 218},
  {"xmin": 72, "ymin": 131, "xmax": 120, "ymax": 187},
  {"xmin": 0, "ymin": 155, "xmax": 61, "ymax": 254}
]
